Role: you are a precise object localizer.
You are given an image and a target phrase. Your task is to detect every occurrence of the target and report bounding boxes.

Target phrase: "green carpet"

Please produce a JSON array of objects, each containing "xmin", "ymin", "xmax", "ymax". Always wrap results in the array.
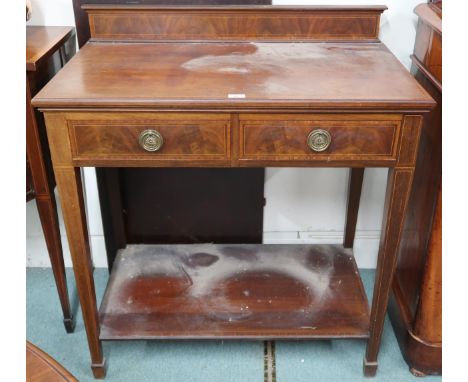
[{"xmin": 26, "ymin": 268, "xmax": 442, "ymax": 382}]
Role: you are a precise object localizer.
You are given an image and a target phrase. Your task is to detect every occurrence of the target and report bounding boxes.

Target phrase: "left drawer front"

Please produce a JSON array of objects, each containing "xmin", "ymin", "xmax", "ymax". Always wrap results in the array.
[{"xmin": 68, "ymin": 116, "xmax": 230, "ymax": 165}]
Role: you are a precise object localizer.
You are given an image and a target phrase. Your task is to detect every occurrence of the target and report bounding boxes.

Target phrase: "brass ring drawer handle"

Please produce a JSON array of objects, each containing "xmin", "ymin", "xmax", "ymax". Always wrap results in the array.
[
  {"xmin": 139, "ymin": 129, "xmax": 164, "ymax": 152},
  {"xmin": 307, "ymin": 129, "xmax": 331, "ymax": 152}
]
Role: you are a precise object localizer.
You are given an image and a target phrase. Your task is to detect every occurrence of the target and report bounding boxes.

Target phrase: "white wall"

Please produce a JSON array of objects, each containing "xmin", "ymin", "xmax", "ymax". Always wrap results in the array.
[
  {"xmin": 27, "ymin": 0, "xmax": 76, "ymax": 26},
  {"xmin": 26, "ymin": 0, "xmax": 420, "ymax": 269}
]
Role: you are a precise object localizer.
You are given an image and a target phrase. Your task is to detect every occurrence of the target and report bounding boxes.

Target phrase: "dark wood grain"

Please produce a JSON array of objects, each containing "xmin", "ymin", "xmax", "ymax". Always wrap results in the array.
[
  {"xmin": 343, "ymin": 168, "xmax": 364, "ymax": 248},
  {"xmin": 33, "ymin": 42, "xmax": 434, "ymax": 110},
  {"xmin": 45, "ymin": 113, "xmax": 106, "ymax": 379},
  {"xmin": 364, "ymin": 167, "xmax": 416, "ymax": 377},
  {"xmin": 84, "ymin": 5, "xmax": 385, "ymax": 42},
  {"xmin": 27, "ymin": 341, "xmax": 78, "ymax": 382},
  {"xmin": 397, "ymin": 116, "xmax": 423, "ymax": 167},
  {"xmin": 26, "ymin": 26, "xmax": 76, "ymax": 333},
  {"xmin": 388, "ymin": 2, "xmax": 442, "ymax": 376},
  {"xmin": 414, "ymin": 187, "xmax": 442, "ymax": 341},
  {"xmin": 95, "ymin": 168, "xmax": 127, "ymax": 272},
  {"xmin": 72, "ymin": 1, "xmax": 272, "ymax": 48},
  {"xmin": 43, "ymin": 111, "xmax": 414, "ymax": 168},
  {"xmin": 121, "ymin": 168, "xmax": 265, "ymax": 245},
  {"xmin": 364, "ymin": 115, "xmax": 422, "ymax": 377},
  {"xmin": 69, "ymin": 115, "xmax": 230, "ymax": 159},
  {"xmin": 35, "ymin": 5, "xmax": 434, "ymax": 378},
  {"xmin": 46, "ymin": 112, "xmax": 412, "ymax": 167},
  {"xmin": 99, "ymin": 244, "xmax": 370, "ymax": 339},
  {"xmin": 26, "ymin": 157, "xmax": 35, "ymax": 201},
  {"xmin": 239, "ymin": 115, "xmax": 400, "ymax": 162},
  {"xmin": 54, "ymin": 167, "xmax": 106, "ymax": 379}
]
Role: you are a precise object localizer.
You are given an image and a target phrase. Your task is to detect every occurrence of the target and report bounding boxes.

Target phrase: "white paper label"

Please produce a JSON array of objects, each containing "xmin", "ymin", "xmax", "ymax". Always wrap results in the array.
[{"xmin": 228, "ymin": 93, "xmax": 246, "ymax": 99}]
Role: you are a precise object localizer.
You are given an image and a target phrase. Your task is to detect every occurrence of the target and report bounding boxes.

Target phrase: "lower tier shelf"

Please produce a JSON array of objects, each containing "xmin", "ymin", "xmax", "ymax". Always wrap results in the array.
[{"xmin": 99, "ymin": 244, "xmax": 370, "ymax": 340}]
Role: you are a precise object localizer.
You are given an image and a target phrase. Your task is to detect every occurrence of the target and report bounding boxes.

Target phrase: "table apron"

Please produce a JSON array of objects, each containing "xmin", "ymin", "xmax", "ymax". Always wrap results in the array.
[
  {"xmin": 54, "ymin": 111, "xmax": 411, "ymax": 168},
  {"xmin": 70, "ymin": 158, "xmax": 397, "ymax": 168}
]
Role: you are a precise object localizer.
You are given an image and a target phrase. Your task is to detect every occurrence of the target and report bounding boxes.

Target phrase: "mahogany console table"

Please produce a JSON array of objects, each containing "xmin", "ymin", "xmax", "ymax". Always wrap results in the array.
[
  {"xmin": 32, "ymin": 5, "xmax": 434, "ymax": 378},
  {"xmin": 26, "ymin": 26, "xmax": 77, "ymax": 333}
]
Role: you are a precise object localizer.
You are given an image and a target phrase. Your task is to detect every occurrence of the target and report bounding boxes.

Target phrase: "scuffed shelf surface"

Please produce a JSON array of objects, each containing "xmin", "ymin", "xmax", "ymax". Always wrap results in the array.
[{"xmin": 99, "ymin": 244, "xmax": 370, "ymax": 340}]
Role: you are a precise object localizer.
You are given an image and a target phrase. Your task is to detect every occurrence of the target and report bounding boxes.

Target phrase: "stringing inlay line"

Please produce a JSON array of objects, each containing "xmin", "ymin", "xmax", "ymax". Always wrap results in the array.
[{"xmin": 264, "ymin": 341, "xmax": 276, "ymax": 382}]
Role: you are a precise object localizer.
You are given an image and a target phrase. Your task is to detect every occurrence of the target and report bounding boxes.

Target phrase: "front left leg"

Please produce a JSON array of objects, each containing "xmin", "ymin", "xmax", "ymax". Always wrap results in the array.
[
  {"xmin": 45, "ymin": 113, "xmax": 106, "ymax": 378},
  {"xmin": 54, "ymin": 167, "xmax": 106, "ymax": 378}
]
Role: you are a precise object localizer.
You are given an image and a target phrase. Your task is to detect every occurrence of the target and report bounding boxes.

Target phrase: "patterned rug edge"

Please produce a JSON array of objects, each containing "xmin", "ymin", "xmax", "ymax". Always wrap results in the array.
[{"xmin": 264, "ymin": 341, "xmax": 276, "ymax": 382}]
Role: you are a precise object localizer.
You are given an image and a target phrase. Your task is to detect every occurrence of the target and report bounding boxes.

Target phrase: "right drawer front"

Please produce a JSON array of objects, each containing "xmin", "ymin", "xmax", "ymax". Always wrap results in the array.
[{"xmin": 239, "ymin": 115, "xmax": 401, "ymax": 162}]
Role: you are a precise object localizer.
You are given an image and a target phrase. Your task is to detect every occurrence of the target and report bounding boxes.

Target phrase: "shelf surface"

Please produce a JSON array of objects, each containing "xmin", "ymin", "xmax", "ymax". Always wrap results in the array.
[{"xmin": 99, "ymin": 244, "xmax": 370, "ymax": 340}]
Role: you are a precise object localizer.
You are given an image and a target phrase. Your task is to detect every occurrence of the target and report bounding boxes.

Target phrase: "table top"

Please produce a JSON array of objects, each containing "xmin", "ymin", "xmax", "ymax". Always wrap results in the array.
[
  {"xmin": 26, "ymin": 26, "xmax": 74, "ymax": 72},
  {"xmin": 32, "ymin": 41, "xmax": 434, "ymax": 110}
]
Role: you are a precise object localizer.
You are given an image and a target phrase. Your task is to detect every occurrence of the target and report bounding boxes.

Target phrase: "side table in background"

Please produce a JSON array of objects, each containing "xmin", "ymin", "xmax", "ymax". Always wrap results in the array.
[{"xmin": 26, "ymin": 26, "xmax": 77, "ymax": 333}]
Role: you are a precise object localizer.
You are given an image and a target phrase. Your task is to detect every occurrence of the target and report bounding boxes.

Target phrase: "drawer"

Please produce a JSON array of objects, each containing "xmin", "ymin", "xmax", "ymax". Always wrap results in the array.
[
  {"xmin": 239, "ymin": 115, "xmax": 401, "ymax": 163},
  {"xmin": 67, "ymin": 113, "xmax": 231, "ymax": 165}
]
